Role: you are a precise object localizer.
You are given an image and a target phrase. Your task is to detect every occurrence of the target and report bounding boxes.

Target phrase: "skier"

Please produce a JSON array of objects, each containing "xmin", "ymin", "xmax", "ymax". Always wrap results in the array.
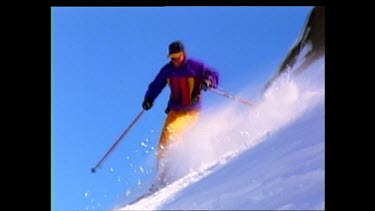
[{"xmin": 142, "ymin": 40, "xmax": 220, "ymax": 188}]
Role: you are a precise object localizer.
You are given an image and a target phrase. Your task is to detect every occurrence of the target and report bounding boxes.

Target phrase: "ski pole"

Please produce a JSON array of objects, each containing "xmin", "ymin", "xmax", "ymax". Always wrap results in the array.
[
  {"xmin": 91, "ymin": 109, "xmax": 146, "ymax": 173},
  {"xmin": 210, "ymin": 88, "xmax": 254, "ymax": 107}
]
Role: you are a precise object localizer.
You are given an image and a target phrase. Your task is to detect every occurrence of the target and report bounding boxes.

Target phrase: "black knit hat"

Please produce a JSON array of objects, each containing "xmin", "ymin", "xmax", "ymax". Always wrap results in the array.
[{"xmin": 168, "ymin": 41, "xmax": 185, "ymax": 57}]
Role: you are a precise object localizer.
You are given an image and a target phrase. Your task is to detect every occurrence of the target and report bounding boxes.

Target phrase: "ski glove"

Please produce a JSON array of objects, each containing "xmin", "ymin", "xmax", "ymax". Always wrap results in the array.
[
  {"xmin": 202, "ymin": 79, "xmax": 212, "ymax": 91},
  {"xmin": 142, "ymin": 98, "xmax": 153, "ymax": 110}
]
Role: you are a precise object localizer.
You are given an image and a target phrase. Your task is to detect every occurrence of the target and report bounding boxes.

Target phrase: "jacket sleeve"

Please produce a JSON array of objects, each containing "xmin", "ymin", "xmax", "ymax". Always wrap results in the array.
[
  {"xmin": 144, "ymin": 68, "xmax": 168, "ymax": 101},
  {"xmin": 202, "ymin": 65, "xmax": 219, "ymax": 89}
]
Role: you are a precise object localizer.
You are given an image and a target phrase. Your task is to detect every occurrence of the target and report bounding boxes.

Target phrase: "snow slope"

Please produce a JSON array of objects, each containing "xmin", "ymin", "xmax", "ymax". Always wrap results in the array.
[{"xmin": 116, "ymin": 54, "xmax": 325, "ymax": 210}]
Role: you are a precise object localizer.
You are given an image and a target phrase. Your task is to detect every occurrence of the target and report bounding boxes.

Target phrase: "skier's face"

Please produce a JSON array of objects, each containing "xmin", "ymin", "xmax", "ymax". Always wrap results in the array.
[{"xmin": 171, "ymin": 52, "xmax": 184, "ymax": 67}]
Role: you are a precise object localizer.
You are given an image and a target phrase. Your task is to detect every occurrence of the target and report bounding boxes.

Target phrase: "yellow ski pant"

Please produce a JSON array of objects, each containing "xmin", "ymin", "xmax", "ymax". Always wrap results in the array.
[{"xmin": 157, "ymin": 109, "xmax": 199, "ymax": 159}]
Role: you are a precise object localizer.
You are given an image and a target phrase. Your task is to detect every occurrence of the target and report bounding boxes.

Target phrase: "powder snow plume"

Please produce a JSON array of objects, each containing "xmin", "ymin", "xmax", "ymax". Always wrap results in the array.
[{"xmin": 162, "ymin": 55, "xmax": 324, "ymax": 184}]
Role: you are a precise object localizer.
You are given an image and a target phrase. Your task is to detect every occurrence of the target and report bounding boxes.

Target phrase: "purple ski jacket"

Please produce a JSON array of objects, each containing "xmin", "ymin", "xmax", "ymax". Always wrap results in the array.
[{"xmin": 144, "ymin": 57, "xmax": 219, "ymax": 113}]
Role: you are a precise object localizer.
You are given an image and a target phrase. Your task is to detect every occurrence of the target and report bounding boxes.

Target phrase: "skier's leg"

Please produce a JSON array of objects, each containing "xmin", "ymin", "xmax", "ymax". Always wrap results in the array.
[{"xmin": 156, "ymin": 110, "xmax": 200, "ymax": 184}]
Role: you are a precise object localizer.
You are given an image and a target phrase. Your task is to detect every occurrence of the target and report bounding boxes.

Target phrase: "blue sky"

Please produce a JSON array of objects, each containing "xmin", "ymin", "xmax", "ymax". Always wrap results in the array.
[{"xmin": 52, "ymin": 6, "xmax": 313, "ymax": 210}]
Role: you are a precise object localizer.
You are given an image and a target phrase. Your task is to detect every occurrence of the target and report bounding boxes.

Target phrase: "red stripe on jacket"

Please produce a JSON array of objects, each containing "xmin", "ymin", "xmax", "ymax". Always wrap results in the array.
[{"xmin": 168, "ymin": 77, "xmax": 198, "ymax": 107}]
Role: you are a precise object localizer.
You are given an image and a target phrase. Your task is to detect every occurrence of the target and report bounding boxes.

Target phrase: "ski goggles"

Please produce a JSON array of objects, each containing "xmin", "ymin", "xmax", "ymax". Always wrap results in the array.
[{"xmin": 168, "ymin": 52, "xmax": 183, "ymax": 59}]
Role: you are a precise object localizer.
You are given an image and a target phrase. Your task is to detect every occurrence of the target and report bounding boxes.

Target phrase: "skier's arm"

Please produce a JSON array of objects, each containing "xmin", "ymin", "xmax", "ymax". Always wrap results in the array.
[
  {"xmin": 202, "ymin": 65, "xmax": 219, "ymax": 89},
  {"xmin": 144, "ymin": 68, "xmax": 168, "ymax": 103}
]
